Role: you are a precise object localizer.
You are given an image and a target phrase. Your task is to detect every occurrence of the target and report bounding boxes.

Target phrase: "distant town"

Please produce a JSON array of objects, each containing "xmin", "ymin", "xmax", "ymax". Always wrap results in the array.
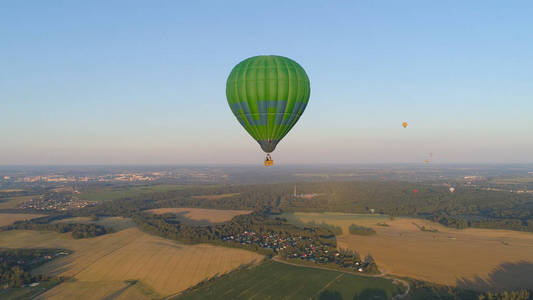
[
  {"xmin": 1, "ymin": 170, "xmax": 228, "ymax": 184},
  {"xmin": 2, "ymin": 164, "xmax": 532, "ymax": 188}
]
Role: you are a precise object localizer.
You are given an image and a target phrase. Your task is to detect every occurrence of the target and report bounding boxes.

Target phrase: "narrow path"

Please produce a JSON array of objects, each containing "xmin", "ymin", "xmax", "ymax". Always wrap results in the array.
[{"xmin": 310, "ymin": 273, "xmax": 344, "ymax": 300}]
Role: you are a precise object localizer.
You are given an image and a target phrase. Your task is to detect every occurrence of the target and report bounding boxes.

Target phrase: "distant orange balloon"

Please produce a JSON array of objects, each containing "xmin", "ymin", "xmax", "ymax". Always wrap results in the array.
[
  {"xmin": 402, "ymin": 122, "xmax": 408, "ymax": 128},
  {"xmin": 424, "ymin": 159, "xmax": 430, "ymax": 164}
]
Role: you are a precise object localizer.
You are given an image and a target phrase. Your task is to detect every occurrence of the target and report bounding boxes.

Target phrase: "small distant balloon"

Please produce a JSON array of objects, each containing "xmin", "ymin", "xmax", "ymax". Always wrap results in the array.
[
  {"xmin": 449, "ymin": 187, "xmax": 455, "ymax": 193},
  {"xmin": 402, "ymin": 122, "xmax": 408, "ymax": 128},
  {"xmin": 424, "ymin": 159, "xmax": 430, "ymax": 164},
  {"xmin": 413, "ymin": 189, "xmax": 419, "ymax": 194}
]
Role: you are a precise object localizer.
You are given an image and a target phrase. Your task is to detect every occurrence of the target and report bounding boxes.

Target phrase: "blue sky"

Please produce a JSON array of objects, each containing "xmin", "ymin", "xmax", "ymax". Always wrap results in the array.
[{"xmin": 1, "ymin": 1, "xmax": 532, "ymax": 164}]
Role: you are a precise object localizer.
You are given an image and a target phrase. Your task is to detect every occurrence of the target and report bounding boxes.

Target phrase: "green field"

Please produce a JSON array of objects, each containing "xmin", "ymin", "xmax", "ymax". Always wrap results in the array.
[
  {"xmin": 177, "ymin": 261, "xmax": 404, "ymax": 300},
  {"xmin": 282, "ymin": 212, "xmax": 390, "ymax": 234},
  {"xmin": 79, "ymin": 184, "xmax": 196, "ymax": 202},
  {"xmin": 0, "ymin": 195, "xmax": 34, "ymax": 209},
  {"xmin": 490, "ymin": 177, "xmax": 533, "ymax": 184}
]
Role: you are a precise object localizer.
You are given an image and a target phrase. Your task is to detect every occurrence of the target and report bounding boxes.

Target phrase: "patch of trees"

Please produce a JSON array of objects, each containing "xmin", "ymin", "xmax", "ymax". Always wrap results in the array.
[
  {"xmin": 333, "ymin": 248, "xmax": 378, "ymax": 274},
  {"xmin": 430, "ymin": 214, "xmax": 533, "ymax": 232},
  {"xmin": 390, "ymin": 279, "xmax": 533, "ymax": 300},
  {"xmin": 363, "ymin": 255, "xmax": 379, "ymax": 274},
  {"xmin": 412, "ymin": 222, "xmax": 438, "ymax": 233},
  {"xmin": 348, "ymin": 224, "xmax": 377, "ymax": 236},
  {"xmin": 0, "ymin": 248, "xmax": 67, "ymax": 288},
  {"xmin": 407, "ymin": 280, "xmax": 479, "ymax": 299},
  {"xmin": 72, "ymin": 181, "xmax": 533, "ymax": 233},
  {"xmin": 478, "ymin": 290, "xmax": 531, "ymax": 300},
  {"xmin": 3, "ymin": 215, "xmax": 111, "ymax": 239}
]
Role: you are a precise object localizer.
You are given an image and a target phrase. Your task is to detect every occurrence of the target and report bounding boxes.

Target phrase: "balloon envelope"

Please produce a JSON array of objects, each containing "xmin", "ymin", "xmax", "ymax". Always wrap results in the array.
[
  {"xmin": 402, "ymin": 122, "xmax": 408, "ymax": 128},
  {"xmin": 226, "ymin": 55, "xmax": 310, "ymax": 153}
]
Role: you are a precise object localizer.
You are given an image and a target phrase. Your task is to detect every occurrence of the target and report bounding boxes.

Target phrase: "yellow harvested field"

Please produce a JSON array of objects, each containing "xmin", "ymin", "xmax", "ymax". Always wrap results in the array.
[
  {"xmin": 191, "ymin": 193, "xmax": 240, "ymax": 200},
  {"xmin": 289, "ymin": 212, "xmax": 533, "ymax": 290},
  {"xmin": 0, "ymin": 227, "xmax": 263, "ymax": 299},
  {"xmin": 40, "ymin": 280, "xmax": 148, "ymax": 300},
  {"xmin": 148, "ymin": 207, "xmax": 251, "ymax": 223},
  {"xmin": 0, "ymin": 213, "xmax": 45, "ymax": 226}
]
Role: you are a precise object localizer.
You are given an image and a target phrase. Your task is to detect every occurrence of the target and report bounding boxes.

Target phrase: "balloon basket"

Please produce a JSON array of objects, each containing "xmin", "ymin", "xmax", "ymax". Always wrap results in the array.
[{"xmin": 264, "ymin": 154, "xmax": 273, "ymax": 166}]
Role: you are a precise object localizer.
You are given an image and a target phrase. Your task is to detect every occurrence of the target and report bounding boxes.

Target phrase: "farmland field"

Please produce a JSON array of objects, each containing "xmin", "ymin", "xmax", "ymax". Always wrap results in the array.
[
  {"xmin": 284, "ymin": 212, "xmax": 533, "ymax": 290},
  {"xmin": 147, "ymin": 207, "xmax": 251, "ymax": 224},
  {"xmin": 0, "ymin": 226, "xmax": 263, "ymax": 299},
  {"xmin": 0, "ymin": 213, "xmax": 46, "ymax": 226},
  {"xmin": 177, "ymin": 260, "xmax": 404, "ymax": 300},
  {"xmin": 490, "ymin": 177, "xmax": 533, "ymax": 184},
  {"xmin": 191, "ymin": 193, "xmax": 240, "ymax": 200},
  {"xmin": 0, "ymin": 195, "xmax": 33, "ymax": 209},
  {"xmin": 79, "ymin": 184, "xmax": 200, "ymax": 202}
]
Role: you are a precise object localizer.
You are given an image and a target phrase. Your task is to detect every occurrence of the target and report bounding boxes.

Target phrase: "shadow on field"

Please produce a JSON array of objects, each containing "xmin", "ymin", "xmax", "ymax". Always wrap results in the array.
[
  {"xmin": 456, "ymin": 261, "xmax": 533, "ymax": 291},
  {"xmin": 173, "ymin": 211, "xmax": 213, "ymax": 226},
  {"xmin": 352, "ymin": 288, "xmax": 388, "ymax": 300},
  {"xmin": 102, "ymin": 280, "xmax": 137, "ymax": 300},
  {"xmin": 319, "ymin": 290, "xmax": 342, "ymax": 300},
  {"xmin": 319, "ymin": 288, "xmax": 388, "ymax": 300}
]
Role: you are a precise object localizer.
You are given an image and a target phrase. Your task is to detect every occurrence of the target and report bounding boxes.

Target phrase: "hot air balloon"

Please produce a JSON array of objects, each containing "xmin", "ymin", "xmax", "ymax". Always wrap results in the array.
[
  {"xmin": 424, "ymin": 159, "xmax": 430, "ymax": 164},
  {"xmin": 413, "ymin": 189, "xmax": 419, "ymax": 194},
  {"xmin": 226, "ymin": 55, "xmax": 310, "ymax": 166},
  {"xmin": 449, "ymin": 187, "xmax": 455, "ymax": 193},
  {"xmin": 402, "ymin": 122, "xmax": 408, "ymax": 128}
]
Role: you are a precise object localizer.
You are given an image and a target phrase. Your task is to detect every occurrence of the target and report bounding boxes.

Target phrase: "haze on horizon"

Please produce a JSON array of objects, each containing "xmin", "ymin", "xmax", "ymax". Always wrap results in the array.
[{"xmin": 2, "ymin": 1, "xmax": 532, "ymax": 165}]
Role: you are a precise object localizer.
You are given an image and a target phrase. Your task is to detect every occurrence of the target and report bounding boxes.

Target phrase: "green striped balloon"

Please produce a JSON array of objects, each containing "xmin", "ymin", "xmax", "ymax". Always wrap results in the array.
[{"xmin": 226, "ymin": 55, "xmax": 310, "ymax": 153}]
